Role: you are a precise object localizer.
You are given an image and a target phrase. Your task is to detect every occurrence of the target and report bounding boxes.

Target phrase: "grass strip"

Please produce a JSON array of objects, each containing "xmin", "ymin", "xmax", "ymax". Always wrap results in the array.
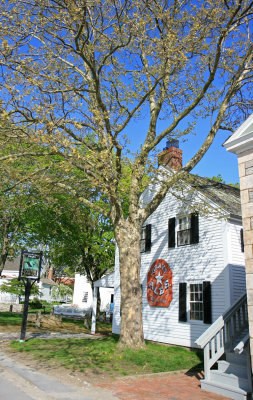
[{"xmin": 10, "ymin": 335, "xmax": 203, "ymax": 376}]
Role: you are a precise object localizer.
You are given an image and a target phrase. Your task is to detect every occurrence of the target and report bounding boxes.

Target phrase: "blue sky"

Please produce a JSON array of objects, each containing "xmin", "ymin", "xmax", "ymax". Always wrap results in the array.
[
  {"xmin": 181, "ymin": 130, "xmax": 239, "ymax": 184},
  {"xmin": 125, "ymin": 117, "xmax": 240, "ymax": 185}
]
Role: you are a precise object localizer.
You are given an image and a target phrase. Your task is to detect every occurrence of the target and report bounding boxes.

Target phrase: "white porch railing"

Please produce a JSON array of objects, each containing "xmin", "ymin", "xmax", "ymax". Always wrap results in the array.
[{"xmin": 195, "ymin": 293, "xmax": 248, "ymax": 380}]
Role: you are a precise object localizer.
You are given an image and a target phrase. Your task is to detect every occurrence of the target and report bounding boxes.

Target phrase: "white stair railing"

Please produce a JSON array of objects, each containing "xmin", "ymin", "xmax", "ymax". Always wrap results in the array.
[{"xmin": 195, "ymin": 293, "xmax": 248, "ymax": 381}]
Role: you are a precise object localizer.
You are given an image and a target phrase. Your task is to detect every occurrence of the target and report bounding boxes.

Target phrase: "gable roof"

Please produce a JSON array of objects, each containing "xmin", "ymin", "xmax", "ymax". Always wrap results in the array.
[
  {"xmin": 189, "ymin": 175, "xmax": 241, "ymax": 217},
  {"xmin": 94, "ymin": 272, "xmax": 114, "ymax": 288},
  {"xmin": 40, "ymin": 278, "xmax": 57, "ymax": 286},
  {"xmin": 160, "ymin": 166, "xmax": 241, "ymax": 218},
  {"xmin": 3, "ymin": 258, "xmax": 20, "ymax": 271}
]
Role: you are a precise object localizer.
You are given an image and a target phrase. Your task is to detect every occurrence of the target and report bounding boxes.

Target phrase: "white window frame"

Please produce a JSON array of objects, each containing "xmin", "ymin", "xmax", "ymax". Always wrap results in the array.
[
  {"xmin": 188, "ymin": 282, "xmax": 204, "ymax": 323},
  {"xmin": 177, "ymin": 215, "xmax": 191, "ymax": 247}
]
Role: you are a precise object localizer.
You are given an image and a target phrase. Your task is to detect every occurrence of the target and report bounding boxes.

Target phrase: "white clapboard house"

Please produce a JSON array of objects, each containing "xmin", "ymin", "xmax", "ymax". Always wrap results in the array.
[{"xmin": 92, "ymin": 140, "xmax": 251, "ymax": 400}]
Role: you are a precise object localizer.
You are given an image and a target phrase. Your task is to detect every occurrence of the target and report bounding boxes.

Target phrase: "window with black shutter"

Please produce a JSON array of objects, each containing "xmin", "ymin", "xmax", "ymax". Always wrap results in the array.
[
  {"xmin": 179, "ymin": 282, "xmax": 187, "ymax": 322},
  {"xmin": 177, "ymin": 213, "xmax": 199, "ymax": 247},
  {"xmin": 168, "ymin": 217, "xmax": 176, "ymax": 248},
  {"xmin": 188, "ymin": 281, "xmax": 212, "ymax": 324},
  {"xmin": 140, "ymin": 224, "xmax": 152, "ymax": 253}
]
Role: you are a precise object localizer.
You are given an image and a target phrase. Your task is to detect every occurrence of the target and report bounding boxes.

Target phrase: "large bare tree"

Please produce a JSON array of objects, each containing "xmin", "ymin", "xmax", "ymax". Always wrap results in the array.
[{"xmin": 0, "ymin": 0, "xmax": 252, "ymax": 348}]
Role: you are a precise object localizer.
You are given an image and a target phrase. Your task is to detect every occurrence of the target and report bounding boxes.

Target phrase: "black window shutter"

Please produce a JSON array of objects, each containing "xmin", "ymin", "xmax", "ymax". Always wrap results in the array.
[
  {"xmin": 179, "ymin": 283, "xmax": 187, "ymax": 322},
  {"xmin": 168, "ymin": 217, "xmax": 176, "ymax": 248},
  {"xmin": 203, "ymin": 281, "xmax": 212, "ymax": 324},
  {"xmin": 145, "ymin": 224, "xmax": 151, "ymax": 252},
  {"xmin": 240, "ymin": 228, "xmax": 244, "ymax": 253},
  {"xmin": 190, "ymin": 213, "xmax": 199, "ymax": 244}
]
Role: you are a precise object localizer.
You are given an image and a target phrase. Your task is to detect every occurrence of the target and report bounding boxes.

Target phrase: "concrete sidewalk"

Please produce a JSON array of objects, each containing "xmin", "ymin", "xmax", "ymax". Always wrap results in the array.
[{"xmin": 0, "ymin": 350, "xmax": 119, "ymax": 400}]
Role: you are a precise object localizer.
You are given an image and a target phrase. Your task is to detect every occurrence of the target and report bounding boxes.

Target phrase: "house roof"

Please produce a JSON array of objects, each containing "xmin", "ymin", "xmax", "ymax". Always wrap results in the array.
[
  {"xmin": 94, "ymin": 272, "xmax": 115, "ymax": 288},
  {"xmin": 53, "ymin": 277, "xmax": 75, "ymax": 285},
  {"xmin": 3, "ymin": 258, "xmax": 20, "ymax": 271},
  {"xmin": 40, "ymin": 278, "xmax": 57, "ymax": 286},
  {"xmin": 189, "ymin": 175, "xmax": 241, "ymax": 217},
  {"xmin": 160, "ymin": 166, "xmax": 241, "ymax": 218}
]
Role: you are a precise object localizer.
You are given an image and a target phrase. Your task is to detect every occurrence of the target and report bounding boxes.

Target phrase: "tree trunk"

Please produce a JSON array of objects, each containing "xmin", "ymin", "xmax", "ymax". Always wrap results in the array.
[
  {"xmin": 115, "ymin": 221, "xmax": 145, "ymax": 349},
  {"xmin": 0, "ymin": 236, "xmax": 10, "ymax": 276}
]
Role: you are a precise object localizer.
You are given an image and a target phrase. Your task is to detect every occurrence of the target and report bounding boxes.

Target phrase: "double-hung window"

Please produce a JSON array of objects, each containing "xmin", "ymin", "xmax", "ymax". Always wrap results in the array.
[
  {"xmin": 168, "ymin": 213, "xmax": 199, "ymax": 248},
  {"xmin": 177, "ymin": 216, "xmax": 191, "ymax": 246},
  {"xmin": 189, "ymin": 283, "xmax": 203, "ymax": 321},
  {"xmin": 179, "ymin": 281, "xmax": 212, "ymax": 324}
]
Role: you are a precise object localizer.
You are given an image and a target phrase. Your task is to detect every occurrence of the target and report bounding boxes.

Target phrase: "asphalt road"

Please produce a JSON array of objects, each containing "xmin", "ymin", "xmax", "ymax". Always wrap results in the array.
[{"xmin": 0, "ymin": 350, "xmax": 119, "ymax": 400}]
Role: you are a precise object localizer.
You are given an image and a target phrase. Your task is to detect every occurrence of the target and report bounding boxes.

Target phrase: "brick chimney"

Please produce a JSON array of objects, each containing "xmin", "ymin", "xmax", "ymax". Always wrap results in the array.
[
  {"xmin": 158, "ymin": 139, "xmax": 182, "ymax": 171},
  {"xmin": 48, "ymin": 269, "xmax": 53, "ymax": 280}
]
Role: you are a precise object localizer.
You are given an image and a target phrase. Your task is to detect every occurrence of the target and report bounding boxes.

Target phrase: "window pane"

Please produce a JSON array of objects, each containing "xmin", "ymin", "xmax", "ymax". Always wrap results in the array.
[
  {"xmin": 189, "ymin": 283, "xmax": 203, "ymax": 321},
  {"xmin": 179, "ymin": 216, "xmax": 191, "ymax": 230},
  {"xmin": 178, "ymin": 229, "xmax": 190, "ymax": 246}
]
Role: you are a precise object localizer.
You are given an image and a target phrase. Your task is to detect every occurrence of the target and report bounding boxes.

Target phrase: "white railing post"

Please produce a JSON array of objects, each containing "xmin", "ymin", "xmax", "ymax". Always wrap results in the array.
[
  {"xmin": 204, "ymin": 344, "xmax": 211, "ymax": 381},
  {"xmin": 195, "ymin": 293, "xmax": 248, "ymax": 380}
]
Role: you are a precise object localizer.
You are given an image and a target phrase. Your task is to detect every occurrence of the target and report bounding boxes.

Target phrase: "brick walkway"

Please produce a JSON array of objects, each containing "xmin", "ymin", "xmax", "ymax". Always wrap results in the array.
[{"xmin": 99, "ymin": 370, "xmax": 230, "ymax": 400}]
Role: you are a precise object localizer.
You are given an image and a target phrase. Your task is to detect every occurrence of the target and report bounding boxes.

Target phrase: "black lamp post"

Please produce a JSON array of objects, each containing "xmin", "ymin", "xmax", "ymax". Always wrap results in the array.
[{"xmin": 18, "ymin": 249, "xmax": 43, "ymax": 342}]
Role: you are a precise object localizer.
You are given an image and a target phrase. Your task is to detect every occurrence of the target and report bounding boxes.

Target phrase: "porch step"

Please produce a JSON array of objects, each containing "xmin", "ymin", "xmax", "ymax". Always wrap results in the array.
[
  {"xmin": 201, "ymin": 379, "xmax": 249, "ymax": 400},
  {"xmin": 209, "ymin": 370, "xmax": 250, "ymax": 392},
  {"xmin": 217, "ymin": 360, "xmax": 247, "ymax": 378},
  {"xmin": 226, "ymin": 352, "xmax": 247, "ymax": 366}
]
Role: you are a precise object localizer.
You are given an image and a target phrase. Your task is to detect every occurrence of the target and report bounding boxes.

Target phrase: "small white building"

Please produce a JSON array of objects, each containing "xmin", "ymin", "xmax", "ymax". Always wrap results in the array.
[
  {"xmin": 0, "ymin": 258, "xmax": 20, "ymax": 303},
  {"xmin": 110, "ymin": 143, "xmax": 246, "ymax": 349},
  {"xmin": 0, "ymin": 257, "xmax": 20, "ymax": 279},
  {"xmin": 39, "ymin": 278, "xmax": 57, "ymax": 301},
  {"xmin": 73, "ymin": 273, "xmax": 114, "ymax": 312}
]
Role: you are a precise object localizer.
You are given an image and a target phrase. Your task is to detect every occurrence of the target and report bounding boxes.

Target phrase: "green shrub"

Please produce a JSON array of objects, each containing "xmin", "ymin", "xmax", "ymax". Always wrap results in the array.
[{"xmin": 29, "ymin": 298, "xmax": 43, "ymax": 309}]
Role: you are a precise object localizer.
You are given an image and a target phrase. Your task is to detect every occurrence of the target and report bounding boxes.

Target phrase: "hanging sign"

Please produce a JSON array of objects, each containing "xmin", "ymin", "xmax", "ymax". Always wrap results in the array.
[
  {"xmin": 147, "ymin": 259, "xmax": 173, "ymax": 307},
  {"xmin": 19, "ymin": 250, "xmax": 43, "ymax": 281}
]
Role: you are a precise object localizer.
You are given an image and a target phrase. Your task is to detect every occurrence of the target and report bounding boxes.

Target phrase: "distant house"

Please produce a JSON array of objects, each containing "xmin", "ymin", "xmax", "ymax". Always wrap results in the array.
[
  {"xmin": 73, "ymin": 273, "xmax": 114, "ymax": 313},
  {"xmin": 39, "ymin": 277, "xmax": 57, "ymax": 301},
  {"xmin": 0, "ymin": 257, "xmax": 20, "ymax": 279},
  {"xmin": 0, "ymin": 258, "xmax": 56, "ymax": 303},
  {"xmin": 0, "ymin": 258, "xmax": 20, "ymax": 303}
]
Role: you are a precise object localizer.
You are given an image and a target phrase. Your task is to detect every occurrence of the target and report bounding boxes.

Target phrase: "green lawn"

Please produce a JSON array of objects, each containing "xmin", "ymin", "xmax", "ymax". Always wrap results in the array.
[
  {"xmin": 0, "ymin": 312, "xmax": 23, "ymax": 327},
  {"xmin": 0, "ymin": 310, "xmax": 112, "ymax": 335},
  {"xmin": 10, "ymin": 335, "xmax": 203, "ymax": 376}
]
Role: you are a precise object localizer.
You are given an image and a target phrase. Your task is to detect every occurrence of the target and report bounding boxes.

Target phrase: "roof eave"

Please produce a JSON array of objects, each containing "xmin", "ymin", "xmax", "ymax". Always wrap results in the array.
[{"xmin": 223, "ymin": 131, "xmax": 253, "ymax": 154}]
